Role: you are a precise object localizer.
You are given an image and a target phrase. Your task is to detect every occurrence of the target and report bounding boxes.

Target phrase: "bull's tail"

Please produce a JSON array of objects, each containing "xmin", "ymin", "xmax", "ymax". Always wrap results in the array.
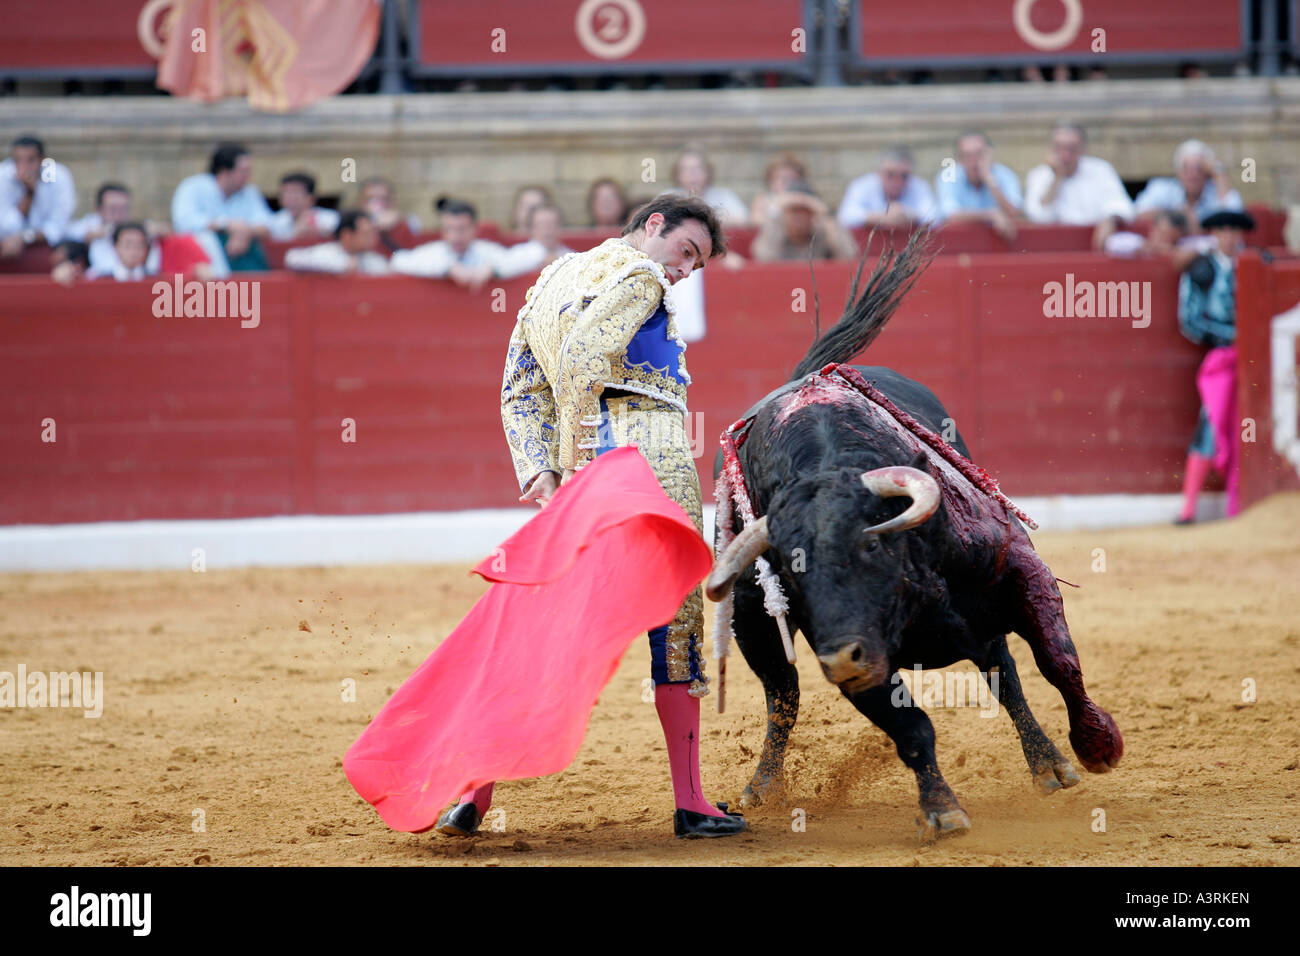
[{"xmin": 788, "ymin": 228, "xmax": 935, "ymax": 382}]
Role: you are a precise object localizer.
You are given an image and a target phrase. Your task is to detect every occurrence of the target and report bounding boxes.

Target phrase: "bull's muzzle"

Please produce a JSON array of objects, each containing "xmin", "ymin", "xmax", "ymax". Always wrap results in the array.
[{"xmin": 817, "ymin": 640, "xmax": 889, "ymax": 693}]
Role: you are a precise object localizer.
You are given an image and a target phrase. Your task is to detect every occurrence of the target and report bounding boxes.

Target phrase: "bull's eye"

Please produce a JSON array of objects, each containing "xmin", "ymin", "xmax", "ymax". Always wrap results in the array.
[{"xmin": 861, "ymin": 536, "xmax": 881, "ymax": 555}]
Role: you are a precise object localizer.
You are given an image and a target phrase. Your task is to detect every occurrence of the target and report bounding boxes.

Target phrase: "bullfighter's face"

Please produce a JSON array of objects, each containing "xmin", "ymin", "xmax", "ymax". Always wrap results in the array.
[{"xmin": 639, "ymin": 212, "xmax": 711, "ymax": 285}]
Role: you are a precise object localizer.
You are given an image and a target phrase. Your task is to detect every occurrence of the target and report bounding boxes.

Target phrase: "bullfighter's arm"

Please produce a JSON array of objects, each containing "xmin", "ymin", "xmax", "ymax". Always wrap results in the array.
[
  {"xmin": 554, "ymin": 270, "xmax": 662, "ymax": 470},
  {"xmin": 500, "ymin": 319, "xmax": 561, "ymax": 493}
]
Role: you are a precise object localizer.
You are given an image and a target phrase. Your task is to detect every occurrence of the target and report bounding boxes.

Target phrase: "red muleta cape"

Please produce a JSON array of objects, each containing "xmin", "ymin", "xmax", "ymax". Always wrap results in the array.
[{"xmin": 343, "ymin": 446, "xmax": 713, "ymax": 833}]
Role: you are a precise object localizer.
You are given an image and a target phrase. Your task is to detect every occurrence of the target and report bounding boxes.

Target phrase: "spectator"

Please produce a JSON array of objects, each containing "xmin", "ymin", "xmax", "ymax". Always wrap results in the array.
[
  {"xmin": 1134, "ymin": 140, "xmax": 1244, "ymax": 226},
  {"xmin": 390, "ymin": 196, "xmax": 520, "ymax": 290},
  {"xmin": 586, "ymin": 177, "xmax": 629, "ymax": 228},
  {"xmin": 284, "ymin": 210, "xmax": 390, "ymax": 275},
  {"xmin": 67, "ymin": 182, "xmax": 129, "ymax": 242},
  {"xmin": 751, "ymin": 180, "xmax": 857, "ymax": 262},
  {"xmin": 171, "ymin": 142, "xmax": 274, "ymax": 271},
  {"xmin": 67, "ymin": 182, "xmax": 166, "ymax": 276},
  {"xmin": 665, "ymin": 148, "xmax": 748, "ymax": 226},
  {"xmin": 502, "ymin": 203, "xmax": 575, "ymax": 276},
  {"xmin": 269, "ymin": 171, "xmax": 340, "ymax": 240},
  {"xmin": 1175, "ymin": 209, "xmax": 1255, "ymax": 523},
  {"xmin": 359, "ymin": 176, "xmax": 422, "ymax": 235},
  {"xmin": 510, "ymin": 185, "xmax": 555, "ymax": 235},
  {"xmin": 86, "ymin": 222, "xmax": 157, "ymax": 281},
  {"xmin": 0, "ymin": 134, "xmax": 76, "ymax": 258},
  {"xmin": 1023, "ymin": 121, "xmax": 1134, "ymax": 247},
  {"xmin": 1104, "ymin": 209, "xmax": 1216, "ymax": 268},
  {"xmin": 837, "ymin": 146, "xmax": 938, "ymax": 229},
  {"xmin": 750, "ymin": 152, "xmax": 809, "ymax": 224},
  {"xmin": 49, "ymin": 239, "xmax": 90, "ymax": 287},
  {"xmin": 934, "ymin": 130, "xmax": 1022, "ymax": 240}
]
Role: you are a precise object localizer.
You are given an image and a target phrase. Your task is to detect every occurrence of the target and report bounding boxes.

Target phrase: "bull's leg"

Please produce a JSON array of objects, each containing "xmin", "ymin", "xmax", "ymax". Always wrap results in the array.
[
  {"xmin": 978, "ymin": 636, "xmax": 1081, "ymax": 794},
  {"xmin": 846, "ymin": 680, "xmax": 970, "ymax": 841},
  {"xmin": 730, "ymin": 582, "xmax": 799, "ymax": 809},
  {"xmin": 1010, "ymin": 551, "xmax": 1123, "ymax": 773}
]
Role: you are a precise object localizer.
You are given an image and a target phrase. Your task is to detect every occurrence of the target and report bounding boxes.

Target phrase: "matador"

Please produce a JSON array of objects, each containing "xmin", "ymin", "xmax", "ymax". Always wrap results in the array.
[{"xmin": 436, "ymin": 195, "xmax": 747, "ymax": 839}]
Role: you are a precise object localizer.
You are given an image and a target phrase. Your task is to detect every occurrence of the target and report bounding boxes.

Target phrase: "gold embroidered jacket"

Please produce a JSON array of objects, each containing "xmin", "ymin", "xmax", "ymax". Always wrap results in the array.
[{"xmin": 500, "ymin": 237, "xmax": 691, "ymax": 489}]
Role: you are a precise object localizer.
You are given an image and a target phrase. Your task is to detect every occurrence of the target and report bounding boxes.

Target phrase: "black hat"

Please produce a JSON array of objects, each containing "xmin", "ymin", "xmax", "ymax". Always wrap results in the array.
[{"xmin": 1200, "ymin": 209, "xmax": 1255, "ymax": 231}]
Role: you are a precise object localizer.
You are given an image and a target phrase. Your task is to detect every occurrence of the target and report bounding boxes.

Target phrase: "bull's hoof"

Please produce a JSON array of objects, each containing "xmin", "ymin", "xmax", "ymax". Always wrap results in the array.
[
  {"xmin": 1070, "ymin": 707, "xmax": 1124, "ymax": 773},
  {"xmin": 917, "ymin": 808, "xmax": 971, "ymax": 842},
  {"xmin": 1032, "ymin": 759, "xmax": 1081, "ymax": 794},
  {"xmin": 740, "ymin": 773, "xmax": 782, "ymax": 809}
]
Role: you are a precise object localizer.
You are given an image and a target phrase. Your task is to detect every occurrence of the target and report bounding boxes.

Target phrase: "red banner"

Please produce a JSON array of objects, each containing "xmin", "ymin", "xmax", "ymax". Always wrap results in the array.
[
  {"xmin": 416, "ymin": 0, "xmax": 808, "ymax": 70},
  {"xmin": 855, "ymin": 0, "xmax": 1244, "ymax": 64},
  {"xmin": 0, "ymin": 0, "xmax": 162, "ymax": 70}
]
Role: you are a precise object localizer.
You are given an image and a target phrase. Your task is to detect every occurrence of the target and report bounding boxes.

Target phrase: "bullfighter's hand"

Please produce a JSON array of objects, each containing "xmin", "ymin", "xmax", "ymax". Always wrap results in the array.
[{"xmin": 520, "ymin": 471, "xmax": 559, "ymax": 508}]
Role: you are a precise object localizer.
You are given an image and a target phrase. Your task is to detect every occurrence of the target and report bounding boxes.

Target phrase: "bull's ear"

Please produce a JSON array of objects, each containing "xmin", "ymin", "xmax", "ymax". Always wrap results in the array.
[{"xmin": 909, "ymin": 449, "xmax": 931, "ymax": 474}]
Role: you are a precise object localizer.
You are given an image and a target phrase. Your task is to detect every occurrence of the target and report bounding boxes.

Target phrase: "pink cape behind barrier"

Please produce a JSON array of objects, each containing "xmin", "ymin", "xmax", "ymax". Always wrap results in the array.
[
  {"xmin": 1196, "ymin": 345, "xmax": 1238, "ymax": 477},
  {"xmin": 342, "ymin": 446, "xmax": 713, "ymax": 833}
]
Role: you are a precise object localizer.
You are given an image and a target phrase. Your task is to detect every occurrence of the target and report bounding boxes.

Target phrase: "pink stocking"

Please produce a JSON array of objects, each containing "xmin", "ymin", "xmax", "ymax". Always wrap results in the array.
[
  {"xmin": 654, "ymin": 682, "xmax": 724, "ymax": 816},
  {"xmin": 1178, "ymin": 453, "xmax": 1213, "ymax": 521},
  {"xmin": 458, "ymin": 782, "xmax": 494, "ymax": 816}
]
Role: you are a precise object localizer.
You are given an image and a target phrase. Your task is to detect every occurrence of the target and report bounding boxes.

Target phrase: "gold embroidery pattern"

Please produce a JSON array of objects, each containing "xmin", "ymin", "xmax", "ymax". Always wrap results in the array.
[
  {"xmin": 500, "ymin": 322, "xmax": 560, "ymax": 489},
  {"xmin": 501, "ymin": 238, "xmax": 687, "ymax": 481},
  {"xmin": 601, "ymin": 395, "xmax": 708, "ymax": 697}
]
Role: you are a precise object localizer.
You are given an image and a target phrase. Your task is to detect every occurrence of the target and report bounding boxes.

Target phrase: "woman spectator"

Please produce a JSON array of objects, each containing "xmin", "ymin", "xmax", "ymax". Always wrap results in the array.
[
  {"xmin": 586, "ymin": 177, "xmax": 629, "ymax": 228},
  {"xmin": 666, "ymin": 147, "xmax": 749, "ymax": 226},
  {"xmin": 510, "ymin": 185, "xmax": 555, "ymax": 235},
  {"xmin": 750, "ymin": 152, "xmax": 808, "ymax": 224},
  {"xmin": 750, "ymin": 180, "xmax": 856, "ymax": 262}
]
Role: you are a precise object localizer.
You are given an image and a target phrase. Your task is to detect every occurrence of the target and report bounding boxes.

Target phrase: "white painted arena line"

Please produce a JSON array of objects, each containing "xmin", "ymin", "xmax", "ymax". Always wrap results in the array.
[{"xmin": 0, "ymin": 494, "xmax": 1225, "ymax": 572}]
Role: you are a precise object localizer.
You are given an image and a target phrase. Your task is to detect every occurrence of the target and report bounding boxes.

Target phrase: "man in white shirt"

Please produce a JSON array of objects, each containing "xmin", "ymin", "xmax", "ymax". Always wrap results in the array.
[
  {"xmin": 390, "ymin": 197, "xmax": 521, "ymax": 290},
  {"xmin": 500, "ymin": 203, "xmax": 576, "ymax": 277},
  {"xmin": 67, "ymin": 182, "xmax": 166, "ymax": 276},
  {"xmin": 837, "ymin": 146, "xmax": 938, "ymax": 229},
  {"xmin": 1133, "ymin": 139, "xmax": 1244, "ymax": 225},
  {"xmin": 284, "ymin": 210, "xmax": 390, "ymax": 275},
  {"xmin": 1023, "ymin": 122, "xmax": 1135, "ymax": 247},
  {"xmin": 269, "ymin": 171, "xmax": 340, "ymax": 240},
  {"xmin": 171, "ymin": 143, "xmax": 275, "ymax": 270},
  {"xmin": 0, "ymin": 135, "xmax": 76, "ymax": 257}
]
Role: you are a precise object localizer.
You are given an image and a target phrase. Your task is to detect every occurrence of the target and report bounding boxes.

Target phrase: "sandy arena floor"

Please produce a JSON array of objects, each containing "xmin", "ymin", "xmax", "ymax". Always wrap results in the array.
[{"xmin": 2, "ymin": 494, "xmax": 1298, "ymax": 867}]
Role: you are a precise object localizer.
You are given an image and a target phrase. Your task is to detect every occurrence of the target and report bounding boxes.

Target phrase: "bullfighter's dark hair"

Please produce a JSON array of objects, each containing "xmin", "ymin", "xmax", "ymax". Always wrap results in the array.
[
  {"xmin": 621, "ymin": 194, "xmax": 726, "ymax": 259},
  {"xmin": 789, "ymin": 228, "xmax": 935, "ymax": 382}
]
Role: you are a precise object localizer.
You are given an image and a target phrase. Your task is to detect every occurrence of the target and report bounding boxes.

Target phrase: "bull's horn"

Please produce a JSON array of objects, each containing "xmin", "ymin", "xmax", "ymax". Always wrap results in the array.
[
  {"xmin": 705, "ymin": 516, "xmax": 770, "ymax": 601},
  {"xmin": 860, "ymin": 466, "xmax": 940, "ymax": 534}
]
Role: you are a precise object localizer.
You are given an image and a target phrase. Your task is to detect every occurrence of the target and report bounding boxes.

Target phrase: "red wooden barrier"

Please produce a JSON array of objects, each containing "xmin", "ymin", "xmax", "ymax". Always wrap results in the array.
[
  {"xmin": 1236, "ymin": 254, "xmax": 1300, "ymax": 509},
  {"xmin": 0, "ymin": 244, "xmax": 54, "ymax": 275},
  {"xmin": 0, "ymin": 254, "xmax": 1244, "ymax": 524}
]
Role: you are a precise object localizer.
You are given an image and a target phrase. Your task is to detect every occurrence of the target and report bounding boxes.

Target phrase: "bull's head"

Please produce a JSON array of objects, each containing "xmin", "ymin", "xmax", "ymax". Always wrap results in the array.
[{"xmin": 707, "ymin": 455, "xmax": 941, "ymax": 694}]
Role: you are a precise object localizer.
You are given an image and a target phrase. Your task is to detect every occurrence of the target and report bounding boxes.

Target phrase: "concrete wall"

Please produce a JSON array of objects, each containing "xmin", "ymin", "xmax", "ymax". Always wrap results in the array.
[{"xmin": 3, "ymin": 78, "xmax": 1299, "ymax": 227}]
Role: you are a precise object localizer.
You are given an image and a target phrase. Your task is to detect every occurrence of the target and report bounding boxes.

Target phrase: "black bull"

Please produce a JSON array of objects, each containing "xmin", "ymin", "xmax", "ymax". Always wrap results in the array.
[{"xmin": 705, "ymin": 245, "xmax": 1123, "ymax": 839}]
